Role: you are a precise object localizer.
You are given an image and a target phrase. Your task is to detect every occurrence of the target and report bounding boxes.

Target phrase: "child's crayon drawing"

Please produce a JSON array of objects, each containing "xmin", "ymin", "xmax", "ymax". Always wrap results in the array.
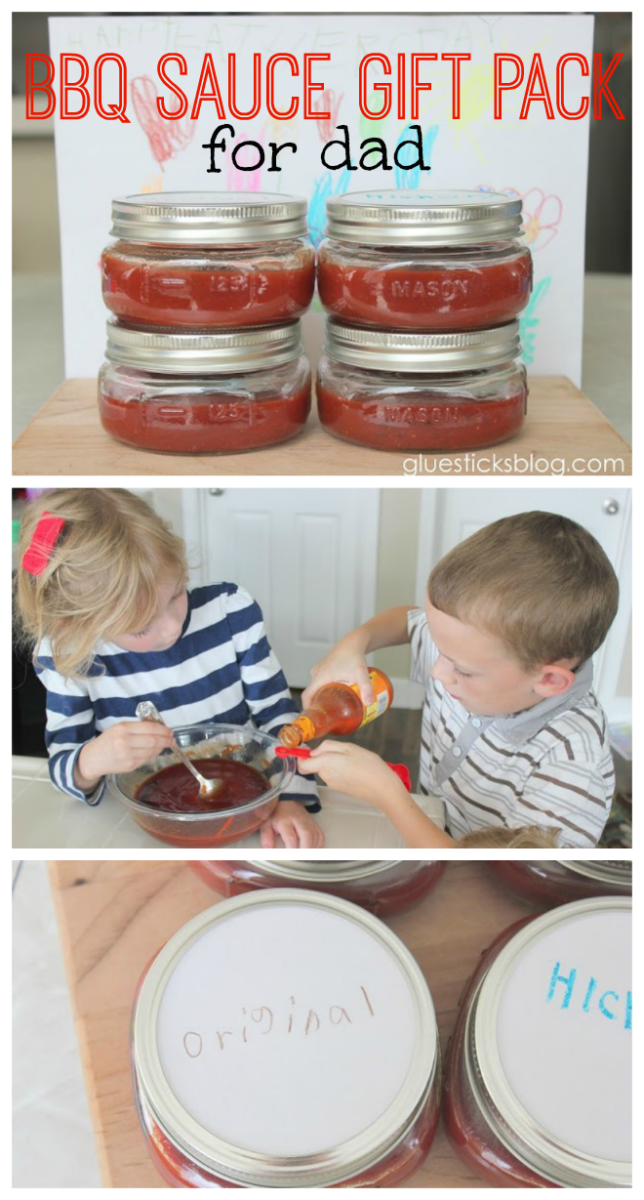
[
  {"xmin": 312, "ymin": 89, "xmax": 345, "ymax": 142},
  {"xmin": 520, "ymin": 276, "xmax": 551, "ymax": 364},
  {"xmin": 308, "ymin": 167, "xmax": 354, "ymax": 247},
  {"xmin": 130, "ymin": 75, "xmax": 195, "ymax": 168}
]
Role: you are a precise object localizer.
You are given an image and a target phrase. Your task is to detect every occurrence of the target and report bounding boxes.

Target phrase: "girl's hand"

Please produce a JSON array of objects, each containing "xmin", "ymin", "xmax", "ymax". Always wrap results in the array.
[
  {"xmin": 260, "ymin": 801, "xmax": 325, "ymax": 849},
  {"xmin": 297, "ymin": 741, "xmax": 405, "ymax": 813},
  {"xmin": 302, "ymin": 632, "xmax": 373, "ymax": 707},
  {"xmin": 75, "ymin": 720, "xmax": 175, "ymax": 790}
]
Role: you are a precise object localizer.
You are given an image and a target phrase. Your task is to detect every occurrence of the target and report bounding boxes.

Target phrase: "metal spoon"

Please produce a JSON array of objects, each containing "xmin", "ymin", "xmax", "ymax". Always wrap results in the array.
[{"xmin": 135, "ymin": 701, "xmax": 222, "ymax": 799}]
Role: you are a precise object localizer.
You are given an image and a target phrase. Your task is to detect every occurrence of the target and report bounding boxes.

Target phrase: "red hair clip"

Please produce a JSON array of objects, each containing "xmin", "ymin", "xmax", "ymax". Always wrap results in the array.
[{"xmin": 22, "ymin": 512, "xmax": 66, "ymax": 577}]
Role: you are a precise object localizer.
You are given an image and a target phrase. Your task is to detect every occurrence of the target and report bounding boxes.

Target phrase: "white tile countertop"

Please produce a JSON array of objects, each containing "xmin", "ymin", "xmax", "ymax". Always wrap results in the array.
[{"xmin": 12, "ymin": 755, "xmax": 445, "ymax": 850}]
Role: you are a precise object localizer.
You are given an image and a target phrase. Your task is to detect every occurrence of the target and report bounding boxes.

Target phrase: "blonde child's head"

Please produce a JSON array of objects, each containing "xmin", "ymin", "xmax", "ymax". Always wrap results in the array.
[
  {"xmin": 458, "ymin": 824, "xmax": 561, "ymax": 849},
  {"xmin": 16, "ymin": 489, "xmax": 188, "ymax": 677}
]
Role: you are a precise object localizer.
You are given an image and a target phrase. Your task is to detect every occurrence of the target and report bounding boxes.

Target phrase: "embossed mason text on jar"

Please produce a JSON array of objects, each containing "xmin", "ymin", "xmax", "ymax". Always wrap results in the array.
[
  {"xmin": 131, "ymin": 890, "xmax": 441, "ymax": 1187},
  {"xmin": 317, "ymin": 190, "xmax": 532, "ymax": 331},
  {"xmin": 102, "ymin": 192, "xmax": 315, "ymax": 328},
  {"xmin": 98, "ymin": 321, "xmax": 311, "ymax": 454},
  {"xmin": 317, "ymin": 320, "xmax": 527, "ymax": 452}
]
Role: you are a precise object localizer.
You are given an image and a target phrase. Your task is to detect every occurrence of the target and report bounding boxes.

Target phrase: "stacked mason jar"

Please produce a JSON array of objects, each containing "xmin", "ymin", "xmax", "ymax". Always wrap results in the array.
[
  {"xmin": 316, "ymin": 190, "xmax": 533, "ymax": 452},
  {"xmin": 98, "ymin": 192, "xmax": 315, "ymax": 453}
]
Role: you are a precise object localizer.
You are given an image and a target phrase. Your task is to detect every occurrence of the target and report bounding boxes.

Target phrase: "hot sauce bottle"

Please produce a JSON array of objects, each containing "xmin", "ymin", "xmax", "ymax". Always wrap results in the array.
[{"xmin": 279, "ymin": 669, "xmax": 393, "ymax": 747}]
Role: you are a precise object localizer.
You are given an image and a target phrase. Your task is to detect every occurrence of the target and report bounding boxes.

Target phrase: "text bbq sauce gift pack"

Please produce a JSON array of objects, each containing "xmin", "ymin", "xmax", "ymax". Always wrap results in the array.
[
  {"xmin": 443, "ymin": 897, "xmax": 632, "ymax": 1187},
  {"xmin": 132, "ymin": 889, "xmax": 441, "ymax": 1187}
]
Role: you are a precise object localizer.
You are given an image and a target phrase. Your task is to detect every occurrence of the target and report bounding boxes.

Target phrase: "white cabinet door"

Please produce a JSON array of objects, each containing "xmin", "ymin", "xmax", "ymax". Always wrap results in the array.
[
  {"xmin": 416, "ymin": 488, "xmax": 631, "ymax": 721},
  {"xmin": 183, "ymin": 489, "xmax": 380, "ymax": 687}
]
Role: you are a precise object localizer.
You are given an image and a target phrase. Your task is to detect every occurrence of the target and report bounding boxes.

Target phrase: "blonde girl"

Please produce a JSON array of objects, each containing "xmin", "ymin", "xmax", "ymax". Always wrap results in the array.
[{"xmin": 15, "ymin": 489, "xmax": 323, "ymax": 849}]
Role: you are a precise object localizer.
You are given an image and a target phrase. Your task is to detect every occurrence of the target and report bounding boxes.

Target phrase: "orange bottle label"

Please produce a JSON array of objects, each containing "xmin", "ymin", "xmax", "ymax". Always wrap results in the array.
[{"xmin": 351, "ymin": 670, "xmax": 393, "ymax": 728}]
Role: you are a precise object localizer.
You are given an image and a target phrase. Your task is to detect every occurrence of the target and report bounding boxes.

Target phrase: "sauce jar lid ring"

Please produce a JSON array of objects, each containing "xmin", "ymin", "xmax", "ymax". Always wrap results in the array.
[
  {"xmin": 558, "ymin": 859, "xmax": 632, "ymax": 887},
  {"xmin": 105, "ymin": 319, "xmax": 303, "ymax": 374},
  {"xmin": 246, "ymin": 859, "xmax": 406, "ymax": 882},
  {"xmin": 469, "ymin": 896, "xmax": 632, "ymax": 1187},
  {"xmin": 325, "ymin": 318, "xmax": 521, "ymax": 373},
  {"xmin": 326, "ymin": 189, "xmax": 523, "ymax": 245},
  {"xmin": 132, "ymin": 889, "xmax": 438, "ymax": 1187},
  {"xmin": 110, "ymin": 191, "xmax": 309, "ymax": 243}
]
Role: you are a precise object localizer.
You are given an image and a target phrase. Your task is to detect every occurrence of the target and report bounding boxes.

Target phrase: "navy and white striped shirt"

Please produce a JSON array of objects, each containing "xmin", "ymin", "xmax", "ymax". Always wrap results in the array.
[{"xmin": 35, "ymin": 582, "xmax": 320, "ymax": 810}]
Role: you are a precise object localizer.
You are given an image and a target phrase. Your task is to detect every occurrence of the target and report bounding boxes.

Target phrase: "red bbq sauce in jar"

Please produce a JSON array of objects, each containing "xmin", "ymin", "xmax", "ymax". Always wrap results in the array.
[
  {"xmin": 317, "ymin": 320, "xmax": 526, "ymax": 452},
  {"xmin": 102, "ymin": 192, "xmax": 315, "ymax": 328},
  {"xmin": 490, "ymin": 859, "xmax": 632, "ymax": 909},
  {"xmin": 443, "ymin": 897, "xmax": 632, "ymax": 1187},
  {"xmin": 132, "ymin": 889, "xmax": 441, "ymax": 1187},
  {"xmin": 98, "ymin": 321, "xmax": 311, "ymax": 454},
  {"xmin": 318, "ymin": 190, "xmax": 532, "ymax": 331},
  {"xmin": 190, "ymin": 859, "xmax": 445, "ymax": 915}
]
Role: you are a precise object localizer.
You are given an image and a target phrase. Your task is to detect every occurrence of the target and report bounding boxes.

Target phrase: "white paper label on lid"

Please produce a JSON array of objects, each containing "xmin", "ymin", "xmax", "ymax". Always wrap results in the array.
[
  {"xmin": 496, "ymin": 910, "xmax": 632, "ymax": 1162},
  {"xmin": 156, "ymin": 903, "xmax": 421, "ymax": 1158}
]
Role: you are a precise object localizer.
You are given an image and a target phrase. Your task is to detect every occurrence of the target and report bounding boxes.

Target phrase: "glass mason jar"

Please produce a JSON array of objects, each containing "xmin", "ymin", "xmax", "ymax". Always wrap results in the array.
[
  {"xmin": 318, "ymin": 190, "xmax": 532, "ymax": 331},
  {"xmin": 190, "ymin": 860, "xmax": 446, "ymax": 916},
  {"xmin": 132, "ymin": 890, "xmax": 441, "ymax": 1187},
  {"xmin": 490, "ymin": 860, "xmax": 632, "ymax": 909},
  {"xmin": 102, "ymin": 192, "xmax": 315, "ymax": 328},
  {"xmin": 317, "ymin": 320, "xmax": 527, "ymax": 452},
  {"xmin": 443, "ymin": 897, "xmax": 632, "ymax": 1187},
  {"xmin": 98, "ymin": 321, "xmax": 311, "ymax": 454}
]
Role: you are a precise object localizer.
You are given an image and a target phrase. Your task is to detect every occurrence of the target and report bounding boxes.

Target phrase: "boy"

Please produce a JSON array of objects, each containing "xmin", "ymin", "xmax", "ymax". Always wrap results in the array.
[{"xmin": 298, "ymin": 512, "xmax": 619, "ymax": 848}]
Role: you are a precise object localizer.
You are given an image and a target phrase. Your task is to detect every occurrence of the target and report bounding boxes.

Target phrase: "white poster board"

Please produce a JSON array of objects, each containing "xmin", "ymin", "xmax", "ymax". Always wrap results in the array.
[{"xmin": 49, "ymin": 13, "xmax": 593, "ymax": 382}]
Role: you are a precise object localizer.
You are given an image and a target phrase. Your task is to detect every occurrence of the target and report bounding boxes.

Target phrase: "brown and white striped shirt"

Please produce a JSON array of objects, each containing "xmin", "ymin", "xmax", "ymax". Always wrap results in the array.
[{"xmin": 408, "ymin": 609, "xmax": 615, "ymax": 848}]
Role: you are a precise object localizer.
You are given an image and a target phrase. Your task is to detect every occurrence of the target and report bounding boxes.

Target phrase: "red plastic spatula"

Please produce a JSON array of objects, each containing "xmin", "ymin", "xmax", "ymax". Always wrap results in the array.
[{"xmin": 275, "ymin": 744, "xmax": 412, "ymax": 791}]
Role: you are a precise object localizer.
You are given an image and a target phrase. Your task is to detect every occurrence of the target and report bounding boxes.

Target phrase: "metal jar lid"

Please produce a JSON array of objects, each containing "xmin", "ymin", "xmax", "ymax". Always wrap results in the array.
[
  {"xmin": 110, "ymin": 191, "xmax": 309, "ymax": 244},
  {"xmin": 247, "ymin": 860, "xmax": 405, "ymax": 882},
  {"xmin": 559, "ymin": 860, "xmax": 632, "ymax": 888},
  {"xmin": 466, "ymin": 897, "xmax": 632, "ymax": 1187},
  {"xmin": 324, "ymin": 319, "xmax": 521, "ymax": 374},
  {"xmin": 326, "ymin": 190, "xmax": 523, "ymax": 246},
  {"xmin": 132, "ymin": 889, "xmax": 438, "ymax": 1187},
  {"xmin": 104, "ymin": 320, "xmax": 303, "ymax": 375}
]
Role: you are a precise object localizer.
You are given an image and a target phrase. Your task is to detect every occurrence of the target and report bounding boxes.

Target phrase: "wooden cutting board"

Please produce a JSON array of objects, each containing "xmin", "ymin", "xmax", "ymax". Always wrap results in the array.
[
  {"xmin": 14, "ymin": 377, "xmax": 631, "ymax": 476},
  {"xmin": 48, "ymin": 859, "xmax": 538, "ymax": 1188}
]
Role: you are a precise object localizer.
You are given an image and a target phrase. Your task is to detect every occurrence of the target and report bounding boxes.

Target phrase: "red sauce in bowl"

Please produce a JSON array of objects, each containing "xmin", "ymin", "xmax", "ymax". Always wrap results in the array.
[{"xmin": 135, "ymin": 759, "xmax": 269, "ymax": 814}]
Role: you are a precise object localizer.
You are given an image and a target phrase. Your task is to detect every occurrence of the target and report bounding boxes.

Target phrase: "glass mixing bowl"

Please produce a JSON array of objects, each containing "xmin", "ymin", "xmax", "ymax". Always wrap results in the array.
[{"xmin": 108, "ymin": 722, "xmax": 294, "ymax": 847}]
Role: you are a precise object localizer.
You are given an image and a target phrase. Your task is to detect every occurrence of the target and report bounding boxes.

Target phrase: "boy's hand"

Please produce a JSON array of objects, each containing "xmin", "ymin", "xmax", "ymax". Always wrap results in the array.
[
  {"xmin": 260, "ymin": 801, "xmax": 325, "ymax": 849},
  {"xmin": 75, "ymin": 720, "xmax": 175, "ymax": 790},
  {"xmin": 297, "ymin": 740, "xmax": 405, "ymax": 813},
  {"xmin": 302, "ymin": 632, "xmax": 373, "ymax": 707}
]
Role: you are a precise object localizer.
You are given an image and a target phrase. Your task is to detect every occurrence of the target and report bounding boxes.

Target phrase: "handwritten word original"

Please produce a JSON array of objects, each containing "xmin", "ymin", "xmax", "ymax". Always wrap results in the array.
[{"xmin": 181, "ymin": 984, "xmax": 376, "ymax": 1057}]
